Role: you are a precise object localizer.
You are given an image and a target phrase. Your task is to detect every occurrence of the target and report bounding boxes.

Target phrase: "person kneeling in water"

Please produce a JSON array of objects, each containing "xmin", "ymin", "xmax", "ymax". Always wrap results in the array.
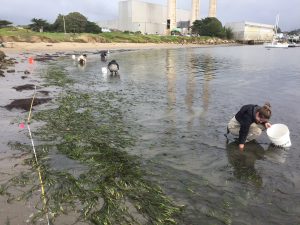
[{"xmin": 227, "ymin": 102, "xmax": 272, "ymax": 150}]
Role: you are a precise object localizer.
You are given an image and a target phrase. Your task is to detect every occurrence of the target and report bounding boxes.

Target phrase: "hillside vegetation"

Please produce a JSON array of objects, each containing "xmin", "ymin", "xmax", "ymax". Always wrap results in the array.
[{"xmin": 0, "ymin": 28, "xmax": 234, "ymax": 45}]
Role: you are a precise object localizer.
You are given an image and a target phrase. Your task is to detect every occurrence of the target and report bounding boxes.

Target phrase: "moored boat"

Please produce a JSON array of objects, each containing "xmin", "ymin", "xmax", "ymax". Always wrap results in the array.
[
  {"xmin": 288, "ymin": 42, "xmax": 300, "ymax": 47},
  {"xmin": 264, "ymin": 14, "xmax": 289, "ymax": 49},
  {"xmin": 265, "ymin": 39, "xmax": 289, "ymax": 48}
]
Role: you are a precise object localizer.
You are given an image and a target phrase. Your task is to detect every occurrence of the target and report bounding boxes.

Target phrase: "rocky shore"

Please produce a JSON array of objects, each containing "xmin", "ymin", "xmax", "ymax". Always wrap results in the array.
[{"xmin": 0, "ymin": 50, "xmax": 16, "ymax": 77}]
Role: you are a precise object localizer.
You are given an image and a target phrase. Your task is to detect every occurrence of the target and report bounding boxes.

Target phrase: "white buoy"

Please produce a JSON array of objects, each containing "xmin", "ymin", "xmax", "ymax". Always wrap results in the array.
[
  {"xmin": 72, "ymin": 55, "xmax": 76, "ymax": 60},
  {"xmin": 267, "ymin": 124, "xmax": 291, "ymax": 147}
]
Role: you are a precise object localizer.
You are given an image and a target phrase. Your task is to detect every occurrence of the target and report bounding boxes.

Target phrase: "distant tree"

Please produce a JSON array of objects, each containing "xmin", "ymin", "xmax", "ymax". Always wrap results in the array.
[
  {"xmin": 0, "ymin": 20, "xmax": 13, "ymax": 28},
  {"xmin": 224, "ymin": 27, "xmax": 234, "ymax": 39},
  {"xmin": 52, "ymin": 12, "xmax": 88, "ymax": 33},
  {"xmin": 192, "ymin": 17, "xmax": 225, "ymax": 38},
  {"xmin": 288, "ymin": 29, "xmax": 300, "ymax": 35},
  {"xmin": 85, "ymin": 21, "xmax": 102, "ymax": 34},
  {"xmin": 52, "ymin": 14, "xmax": 65, "ymax": 32},
  {"xmin": 29, "ymin": 18, "xmax": 51, "ymax": 32},
  {"xmin": 66, "ymin": 12, "xmax": 88, "ymax": 33},
  {"xmin": 191, "ymin": 20, "xmax": 203, "ymax": 35}
]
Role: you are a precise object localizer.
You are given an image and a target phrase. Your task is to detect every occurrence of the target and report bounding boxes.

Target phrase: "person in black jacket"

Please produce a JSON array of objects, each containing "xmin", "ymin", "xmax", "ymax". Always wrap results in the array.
[
  {"xmin": 227, "ymin": 102, "xmax": 272, "ymax": 150},
  {"xmin": 100, "ymin": 50, "xmax": 108, "ymax": 62},
  {"xmin": 107, "ymin": 60, "xmax": 119, "ymax": 75}
]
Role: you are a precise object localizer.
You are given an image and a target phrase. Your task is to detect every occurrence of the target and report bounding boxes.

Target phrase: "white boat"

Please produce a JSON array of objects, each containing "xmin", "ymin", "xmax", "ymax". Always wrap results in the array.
[
  {"xmin": 265, "ymin": 39, "xmax": 289, "ymax": 48},
  {"xmin": 288, "ymin": 42, "xmax": 300, "ymax": 47},
  {"xmin": 264, "ymin": 14, "xmax": 289, "ymax": 49}
]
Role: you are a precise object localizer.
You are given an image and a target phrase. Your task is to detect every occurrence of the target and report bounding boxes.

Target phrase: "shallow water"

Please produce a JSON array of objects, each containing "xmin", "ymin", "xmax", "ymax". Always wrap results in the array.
[
  {"xmin": 2, "ymin": 45, "xmax": 300, "ymax": 224},
  {"xmin": 58, "ymin": 46, "xmax": 300, "ymax": 224}
]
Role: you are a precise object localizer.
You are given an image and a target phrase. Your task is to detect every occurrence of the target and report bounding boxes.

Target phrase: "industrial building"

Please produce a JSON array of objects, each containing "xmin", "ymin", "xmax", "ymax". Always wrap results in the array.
[
  {"xmin": 98, "ymin": 0, "xmax": 192, "ymax": 35},
  {"xmin": 98, "ymin": 0, "xmax": 274, "ymax": 43},
  {"xmin": 98, "ymin": 0, "xmax": 219, "ymax": 35},
  {"xmin": 119, "ymin": 0, "xmax": 191, "ymax": 34},
  {"xmin": 225, "ymin": 22, "xmax": 275, "ymax": 42}
]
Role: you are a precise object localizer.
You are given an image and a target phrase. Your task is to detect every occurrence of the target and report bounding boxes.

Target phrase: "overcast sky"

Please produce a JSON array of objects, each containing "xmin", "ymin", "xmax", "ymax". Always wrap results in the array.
[{"xmin": 1, "ymin": 0, "xmax": 299, "ymax": 31}]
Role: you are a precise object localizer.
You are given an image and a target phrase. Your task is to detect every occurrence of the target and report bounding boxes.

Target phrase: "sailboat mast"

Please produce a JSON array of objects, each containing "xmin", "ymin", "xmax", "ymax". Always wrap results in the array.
[{"xmin": 275, "ymin": 14, "xmax": 280, "ymax": 35}]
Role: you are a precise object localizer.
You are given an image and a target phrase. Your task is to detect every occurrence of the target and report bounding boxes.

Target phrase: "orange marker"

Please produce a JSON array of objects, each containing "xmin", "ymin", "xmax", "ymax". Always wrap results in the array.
[{"xmin": 29, "ymin": 57, "xmax": 34, "ymax": 64}]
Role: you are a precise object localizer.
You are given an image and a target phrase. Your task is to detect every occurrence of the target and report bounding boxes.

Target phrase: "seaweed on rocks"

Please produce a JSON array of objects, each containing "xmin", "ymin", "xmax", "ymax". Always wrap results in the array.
[
  {"xmin": 0, "ymin": 50, "xmax": 17, "ymax": 76},
  {"xmin": 12, "ymin": 84, "xmax": 40, "ymax": 92},
  {"xmin": 4, "ymin": 98, "xmax": 52, "ymax": 111}
]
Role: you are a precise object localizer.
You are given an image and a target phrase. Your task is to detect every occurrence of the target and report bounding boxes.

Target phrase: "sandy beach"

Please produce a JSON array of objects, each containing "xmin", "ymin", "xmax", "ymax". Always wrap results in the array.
[{"xmin": 0, "ymin": 42, "xmax": 212, "ymax": 54}]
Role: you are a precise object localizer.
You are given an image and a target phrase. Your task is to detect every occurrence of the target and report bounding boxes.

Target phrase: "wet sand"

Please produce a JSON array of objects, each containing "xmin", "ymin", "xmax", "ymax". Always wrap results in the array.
[{"xmin": 1, "ymin": 42, "xmax": 227, "ymax": 54}]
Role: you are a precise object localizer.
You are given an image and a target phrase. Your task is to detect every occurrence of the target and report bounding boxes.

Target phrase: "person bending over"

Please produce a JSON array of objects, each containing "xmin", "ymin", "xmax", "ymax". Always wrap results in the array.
[
  {"xmin": 107, "ymin": 60, "xmax": 119, "ymax": 75},
  {"xmin": 78, "ymin": 54, "xmax": 87, "ymax": 65},
  {"xmin": 227, "ymin": 102, "xmax": 272, "ymax": 150}
]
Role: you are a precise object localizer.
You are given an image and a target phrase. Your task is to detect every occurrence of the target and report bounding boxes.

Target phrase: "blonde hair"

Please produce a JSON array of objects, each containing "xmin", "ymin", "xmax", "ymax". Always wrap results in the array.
[{"xmin": 258, "ymin": 102, "xmax": 272, "ymax": 119}]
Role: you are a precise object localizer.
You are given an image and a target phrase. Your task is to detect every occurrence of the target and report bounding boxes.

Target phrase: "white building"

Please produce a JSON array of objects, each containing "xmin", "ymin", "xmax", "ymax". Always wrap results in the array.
[
  {"xmin": 225, "ymin": 21, "xmax": 275, "ymax": 42},
  {"xmin": 98, "ymin": 0, "xmax": 191, "ymax": 35}
]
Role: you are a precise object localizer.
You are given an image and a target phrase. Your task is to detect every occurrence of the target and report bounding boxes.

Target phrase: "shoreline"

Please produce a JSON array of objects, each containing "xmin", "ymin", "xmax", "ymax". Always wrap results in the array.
[{"xmin": 1, "ymin": 42, "xmax": 238, "ymax": 54}]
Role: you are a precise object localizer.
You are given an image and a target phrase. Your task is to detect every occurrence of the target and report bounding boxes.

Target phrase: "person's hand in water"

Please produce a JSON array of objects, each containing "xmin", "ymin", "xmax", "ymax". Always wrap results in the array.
[
  {"xmin": 265, "ymin": 122, "xmax": 272, "ymax": 129},
  {"xmin": 239, "ymin": 144, "xmax": 244, "ymax": 151}
]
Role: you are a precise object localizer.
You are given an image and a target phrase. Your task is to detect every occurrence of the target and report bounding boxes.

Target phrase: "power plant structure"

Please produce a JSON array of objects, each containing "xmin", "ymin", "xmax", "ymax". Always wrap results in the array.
[
  {"xmin": 208, "ymin": 0, "xmax": 217, "ymax": 17},
  {"xmin": 167, "ymin": 0, "xmax": 177, "ymax": 33},
  {"xmin": 167, "ymin": 0, "xmax": 216, "ymax": 33},
  {"xmin": 98, "ymin": 0, "xmax": 274, "ymax": 42},
  {"xmin": 98, "ymin": 0, "xmax": 217, "ymax": 35},
  {"xmin": 191, "ymin": 0, "xmax": 200, "ymax": 25}
]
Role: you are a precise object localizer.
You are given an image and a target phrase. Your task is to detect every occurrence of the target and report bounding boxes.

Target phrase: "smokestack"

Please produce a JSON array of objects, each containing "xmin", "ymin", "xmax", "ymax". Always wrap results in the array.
[
  {"xmin": 191, "ymin": 0, "xmax": 200, "ymax": 26},
  {"xmin": 167, "ymin": 0, "xmax": 177, "ymax": 32},
  {"xmin": 208, "ymin": 0, "xmax": 217, "ymax": 17}
]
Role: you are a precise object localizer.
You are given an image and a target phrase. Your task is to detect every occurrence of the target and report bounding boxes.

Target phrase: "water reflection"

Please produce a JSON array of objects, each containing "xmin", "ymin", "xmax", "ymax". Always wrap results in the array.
[
  {"xmin": 77, "ymin": 63, "xmax": 86, "ymax": 70},
  {"xmin": 183, "ymin": 53, "xmax": 217, "ymax": 130},
  {"xmin": 202, "ymin": 56, "xmax": 215, "ymax": 116},
  {"xmin": 226, "ymin": 141, "xmax": 265, "ymax": 187},
  {"xmin": 166, "ymin": 50, "xmax": 176, "ymax": 111},
  {"xmin": 33, "ymin": 46, "xmax": 300, "ymax": 224},
  {"xmin": 165, "ymin": 50, "xmax": 177, "ymax": 133},
  {"xmin": 185, "ymin": 51, "xmax": 196, "ymax": 128},
  {"xmin": 265, "ymin": 144, "xmax": 288, "ymax": 164}
]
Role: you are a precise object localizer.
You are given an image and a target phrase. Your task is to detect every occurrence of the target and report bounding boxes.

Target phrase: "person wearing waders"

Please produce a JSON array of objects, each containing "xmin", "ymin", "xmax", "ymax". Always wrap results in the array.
[
  {"xmin": 78, "ymin": 54, "xmax": 87, "ymax": 65},
  {"xmin": 107, "ymin": 60, "xmax": 119, "ymax": 75},
  {"xmin": 100, "ymin": 50, "xmax": 108, "ymax": 62},
  {"xmin": 227, "ymin": 102, "xmax": 272, "ymax": 151}
]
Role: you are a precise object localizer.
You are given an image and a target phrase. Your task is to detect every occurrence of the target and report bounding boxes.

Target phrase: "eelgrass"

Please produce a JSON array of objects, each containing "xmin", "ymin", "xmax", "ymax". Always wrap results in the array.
[
  {"xmin": 41, "ymin": 65, "xmax": 74, "ymax": 87},
  {"xmin": 2, "ymin": 62, "xmax": 182, "ymax": 224}
]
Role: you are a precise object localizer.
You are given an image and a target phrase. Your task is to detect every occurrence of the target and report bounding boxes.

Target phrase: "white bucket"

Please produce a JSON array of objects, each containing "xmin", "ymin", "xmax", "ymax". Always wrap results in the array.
[
  {"xmin": 267, "ymin": 124, "xmax": 291, "ymax": 147},
  {"xmin": 102, "ymin": 67, "xmax": 108, "ymax": 74}
]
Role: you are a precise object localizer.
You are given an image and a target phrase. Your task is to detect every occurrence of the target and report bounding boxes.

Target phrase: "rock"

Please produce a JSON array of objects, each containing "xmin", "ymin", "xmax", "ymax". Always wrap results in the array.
[
  {"xmin": 0, "ymin": 50, "xmax": 5, "ymax": 62},
  {"xmin": 4, "ymin": 98, "xmax": 52, "ymax": 111},
  {"xmin": 12, "ymin": 84, "xmax": 40, "ymax": 91},
  {"xmin": 38, "ymin": 90, "xmax": 50, "ymax": 96}
]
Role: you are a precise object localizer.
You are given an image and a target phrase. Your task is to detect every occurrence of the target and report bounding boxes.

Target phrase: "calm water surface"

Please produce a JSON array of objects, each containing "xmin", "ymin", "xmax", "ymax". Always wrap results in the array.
[
  {"xmin": 58, "ymin": 45, "xmax": 300, "ymax": 225},
  {"xmin": 3, "ymin": 45, "xmax": 300, "ymax": 224}
]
